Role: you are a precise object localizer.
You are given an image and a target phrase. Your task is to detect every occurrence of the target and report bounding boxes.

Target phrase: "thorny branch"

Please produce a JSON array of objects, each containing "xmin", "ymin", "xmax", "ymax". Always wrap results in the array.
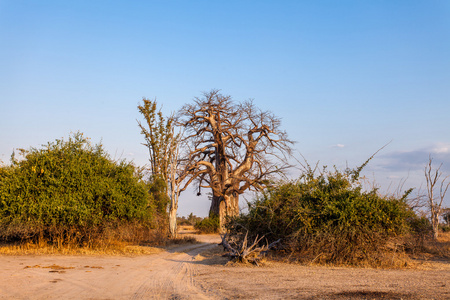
[{"xmin": 219, "ymin": 232, "xmax": 281, "ymax": 266}]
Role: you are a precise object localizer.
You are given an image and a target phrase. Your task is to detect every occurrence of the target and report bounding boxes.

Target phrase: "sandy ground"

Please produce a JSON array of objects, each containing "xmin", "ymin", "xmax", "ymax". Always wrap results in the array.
[{"xmin": 1, "ymin": 233, "xmax": 449, "ymax": 300}]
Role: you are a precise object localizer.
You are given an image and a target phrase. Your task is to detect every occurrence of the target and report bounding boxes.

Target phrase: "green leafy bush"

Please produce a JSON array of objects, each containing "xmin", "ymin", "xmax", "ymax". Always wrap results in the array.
[
  {"xmin": 195, "ymin": 214, "xmax": 219, "ymax": 233},
  {"xmin": 439, "ymin": 224, "xmax": 450, "ymax": 233},
  {"xmin": 228, "ymin": 166, "xmax": 415, "ymax": 265},
  {"xmin": 147, "ymin": 176, "xmax": 170, "ymax": 219},
  {"xmin": 0, "ymin": 133, "xmax": 154, "ymax": 244},
  {"xmin": 408, "ymin": 214, "xmax": 432, "ymax": 235}
]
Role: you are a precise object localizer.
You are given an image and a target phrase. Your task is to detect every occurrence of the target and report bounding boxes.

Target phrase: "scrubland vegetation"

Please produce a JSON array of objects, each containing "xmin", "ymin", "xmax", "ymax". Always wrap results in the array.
[
  {"xmin": 0, "ymin": 131, "xmax": 448, "ymax": 265},
  {"xmin": 0, "ymin": 133, "xmax": 175, "ymax": 253},
  {"xmin": 0, "ymin": 92, "xmax": 448, "ymax": 269},
  {"xmin": 226, "ymin": 165, "xmax": 434, "ymax": 267}
]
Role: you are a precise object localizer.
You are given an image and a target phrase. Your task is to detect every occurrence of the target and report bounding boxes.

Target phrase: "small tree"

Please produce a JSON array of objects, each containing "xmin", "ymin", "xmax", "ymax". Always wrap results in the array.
[
  {"xmin": 138, "ymin": 99, "xmax": 177, "ymax": 236},
  {"xmin": 424, "ymin": 156, "xmax": 450, "ymax": 240},
  {"xmin": 166, "ymin": 129, "xmax": 185, "ymax": 237},
  {"xmin": 138, "ymin": 99, "xmax": 192, "ymax": 238}
]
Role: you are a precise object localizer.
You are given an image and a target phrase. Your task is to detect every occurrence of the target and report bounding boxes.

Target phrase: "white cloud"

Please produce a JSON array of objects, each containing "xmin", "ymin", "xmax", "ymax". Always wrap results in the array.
[
  {"xmin": 432, "ymin": 143, "xmax": 450, "ymax": 154},
  {"xmin": 377, "ymin": 143, "xmax": 450, "ymax": 173},
  {"xmin": 330, "ymin": 144, "xmax": 345, "ymax": 148}
]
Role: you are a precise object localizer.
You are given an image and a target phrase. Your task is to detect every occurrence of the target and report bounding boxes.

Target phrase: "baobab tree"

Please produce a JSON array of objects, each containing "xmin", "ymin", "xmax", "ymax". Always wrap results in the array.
[{"xmin": 177, "ymin": 90, "xmax": 293, "ymax": 231}]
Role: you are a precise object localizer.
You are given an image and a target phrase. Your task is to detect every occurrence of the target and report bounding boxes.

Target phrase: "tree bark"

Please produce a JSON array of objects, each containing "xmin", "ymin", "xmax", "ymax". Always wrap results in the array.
[
  {"xmin": 215, "ymin": 194, "xmax": 240, "ymax": 233},
  {"xmin": 209, "ymin": 195, "xmax": 221, "ymax": 217},
  {"xmin": 219, "ymin": 199, "xmax": 227, "ymax": 233},
  {"xmin": 431, "ymin": 212, "xmax": 440, "ymax": 240},
  {"xmin": 230, "ymin": 194, "xmax": 239, "ymax": 216},
  {"xmin": 168, "ymin": 205, "xmax": 177, "ymax": 238},
  {"xmin": 168, "ymin": 178, "xmax": 179, "ymax": 238}
]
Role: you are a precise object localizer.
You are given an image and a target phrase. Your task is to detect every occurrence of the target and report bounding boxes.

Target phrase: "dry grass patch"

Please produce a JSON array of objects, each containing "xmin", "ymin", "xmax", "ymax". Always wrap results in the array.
[
  {"xmin": 436, "ymin": 231, "xmax": 450, "ymax": 255},
  {"xmin": 178, "ymin": 225, "xmax": 197, "ymax": 232},
  {"xmin": 194, "ymin": 245, "xmax": 230, "ymax": 265},
  {"xmin": 408, "ymin": 231, "xmax": 450, "ymax": 259},
  {"xmin": 406, "ymin": 231, "xmax": 450, "ymax": 270},
  {"xmin": 0, "ymin": 228, "xmax": 199, "ymax": 256},
  {"xmin": 0, "ymin": 240, "xmax": 162, "ymax": 256},
  {"xmin": 167, "ymin": 235, "xmax": 198, "ymax": 245}
]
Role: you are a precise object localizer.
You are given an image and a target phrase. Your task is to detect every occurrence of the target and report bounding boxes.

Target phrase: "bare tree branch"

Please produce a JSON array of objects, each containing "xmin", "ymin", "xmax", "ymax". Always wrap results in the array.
[
  {"xmin": 177, "ymin": 90, "xmax": 294, "ymax": 231},
  {"xmin": 425, "ymin": 155, "xmax": 450, "ymax": 240}
]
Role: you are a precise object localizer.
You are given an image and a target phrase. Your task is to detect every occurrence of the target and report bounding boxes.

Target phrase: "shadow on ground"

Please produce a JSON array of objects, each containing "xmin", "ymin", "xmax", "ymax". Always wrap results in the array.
[{"xmin": 308, "ymin": 290, "xmax": 417, "ymax": 300}]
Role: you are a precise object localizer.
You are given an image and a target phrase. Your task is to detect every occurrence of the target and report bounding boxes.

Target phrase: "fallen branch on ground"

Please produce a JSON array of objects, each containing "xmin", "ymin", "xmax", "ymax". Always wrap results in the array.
[{"xmin": 219, "ymin": 231, "xmax": 281, "ymax": 266}]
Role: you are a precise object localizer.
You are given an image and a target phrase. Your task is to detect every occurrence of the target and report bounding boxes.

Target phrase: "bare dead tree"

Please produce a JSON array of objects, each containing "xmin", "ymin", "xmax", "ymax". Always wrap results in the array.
[
  {"xmin": 424, "ymin": 156, "xmax": 450, "ymax": 240},
  {"xmin": 166, "ymin": 131, "xmax": 209, "ymax": 238},
  {"xmin": 177, "ymin": 90, "xmax": 293, "ymax": 231}
]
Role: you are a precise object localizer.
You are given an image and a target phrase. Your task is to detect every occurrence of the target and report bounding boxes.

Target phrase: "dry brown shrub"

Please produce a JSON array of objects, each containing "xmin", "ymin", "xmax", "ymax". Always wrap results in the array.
[
  {"xmin": 422, "ymin": 231, "xmax": 450, "ymax": 257},
  {"xmin": 0, "ymin": 221, "xmax": 197, "ymax": 255}
]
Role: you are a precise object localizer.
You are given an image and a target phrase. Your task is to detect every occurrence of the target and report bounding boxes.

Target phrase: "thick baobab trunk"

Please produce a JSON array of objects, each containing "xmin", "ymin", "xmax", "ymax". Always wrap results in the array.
[
  {"xmin": 230, "ymin": 194, "xmax": 240, "ymax": 216},
  {"xmin": 219, "ymin": 200, "xmax": 227, "ymax": 233},
  {"xmin": 213, "ymin": 194, "xmax": 240, "ymax": 233},
  {"xmin": 209, "ymin": 195, "xmax": 221, "ymax": 217},
  {"xmin": 210, "ymin": 195, "xmax": 226, "ymax": 232}
]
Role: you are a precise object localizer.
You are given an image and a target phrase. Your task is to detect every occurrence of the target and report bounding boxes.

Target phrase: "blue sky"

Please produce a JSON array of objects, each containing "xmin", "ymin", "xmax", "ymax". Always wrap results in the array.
[{"xmin": 1, "ymin": 1, "xmax": 449, "ymax": 216}]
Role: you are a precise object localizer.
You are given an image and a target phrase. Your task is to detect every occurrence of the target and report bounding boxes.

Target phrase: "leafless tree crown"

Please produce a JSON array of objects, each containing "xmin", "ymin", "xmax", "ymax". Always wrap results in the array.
[
  {"xmin": 177, "ymin": 90, "xmax": 293, "ymax": 227},
  {"xmin": 425, "ymin": 156, "xmax": 450, "ymax": 240}
]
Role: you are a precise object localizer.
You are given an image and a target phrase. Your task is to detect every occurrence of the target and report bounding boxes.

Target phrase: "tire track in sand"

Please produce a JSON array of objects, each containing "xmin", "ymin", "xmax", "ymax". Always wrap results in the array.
[
  {"xmin": 0, "ymin": 234, "xmax": 221, "ymax": 299},
  {"xmin": 131, "ymin": 242, "xmax": 216, "ymax": 300}
]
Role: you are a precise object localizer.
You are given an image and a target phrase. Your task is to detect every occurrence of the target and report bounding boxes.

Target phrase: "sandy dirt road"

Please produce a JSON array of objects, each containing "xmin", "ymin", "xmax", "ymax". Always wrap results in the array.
[
  {"xmin": 0, "ymin": 235, "xmax": 220, "ymax": 300},
  {"xmin": 195, "ymin": 259, "xmax": 450, "ymax": 300},
  {"xmin": 1, "ymin": 234, "xmax": 449, "ymax": 299}
]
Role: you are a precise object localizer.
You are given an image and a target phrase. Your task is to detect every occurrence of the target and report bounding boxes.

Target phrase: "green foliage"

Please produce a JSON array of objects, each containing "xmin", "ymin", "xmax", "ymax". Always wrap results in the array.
[
  {"xmin": 195, "ymin": 214, "xmax": 220, "ymax": 234},
  {"xmin": 404, "ymin": 214, "xmax": 432, "ymax": 252},
  {"xmin": 0, "ymin": 133, "xmax": 154, "ymax": 243},
  {"xmin": 178, "ymin": 213, "xmax": 203, "ymax": 226},
  {"xmin": 228, "ymin": 166, "xmax": 415, "ymax": 265},
  {"xmin": 138, "ymin": 99, "xmax": 181, "ymax": 237},
  {"xmin": 137, "ymin": 98, "xmax": 178, "ymax": 182},
  {"xmin": 408, "ymin": 214, "xmax": 432, "ymax": 235},
  {"xmin": 443, "ymin": 209, "xmax": 450, "ymax": 226},
  {"xmin": 441, "ymin": 225, "xmax": 450, "ymax": 233},
  {"xmin": 147, "ymin": 176, "xmax": 170, "ymax": 217},
  {"xmin": 187, "ymin": 212, "xmax": 203, "ymax": 225}
]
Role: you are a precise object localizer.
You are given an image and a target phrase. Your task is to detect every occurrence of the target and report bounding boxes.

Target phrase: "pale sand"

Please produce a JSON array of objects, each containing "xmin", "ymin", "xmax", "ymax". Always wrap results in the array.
[{"xmin": 1, "ymin": 234, "xmax": 449, "ymax": 299}]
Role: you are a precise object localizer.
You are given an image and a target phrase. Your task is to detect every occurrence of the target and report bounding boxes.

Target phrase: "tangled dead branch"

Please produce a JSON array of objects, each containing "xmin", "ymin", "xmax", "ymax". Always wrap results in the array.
[{"xmin": 219, "ymin": 232, "xmax": 281, "ymax": 266}]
